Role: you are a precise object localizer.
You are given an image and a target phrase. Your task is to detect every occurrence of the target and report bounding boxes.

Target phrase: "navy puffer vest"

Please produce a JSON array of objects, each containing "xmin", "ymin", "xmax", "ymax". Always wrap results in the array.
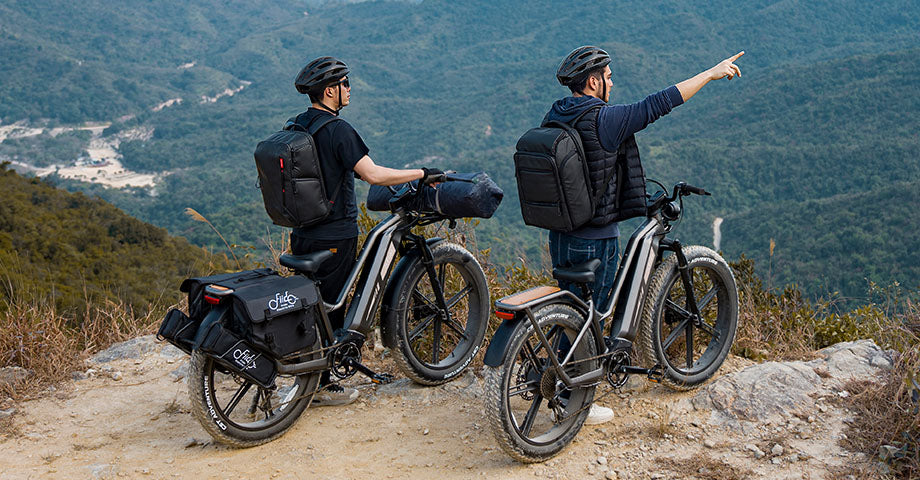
[{"xmin": 573, "ymin": 107, "xmax": 648, "ymax": 225}]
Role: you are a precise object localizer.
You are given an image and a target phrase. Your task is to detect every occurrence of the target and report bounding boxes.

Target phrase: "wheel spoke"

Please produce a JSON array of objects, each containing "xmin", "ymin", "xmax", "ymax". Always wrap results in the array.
[
  {"xmin": 508, "ymin": 380, "xmax": 538, "ymax": 397},
  {"xmin": 685, "ymin": 322, "xmax": 694, "ymax": 368},
  {"xmin": 446, "ymin": 284, "xmax": 473, "ymax": 309},
  {"xmin": 408, "ymin": 314, "xmax": 436, "ymax": 342},
  {"xmin": 665, "ymin": 299, "xmax": 692, "ymax": 319},
  {"xmin": 223, "ymin": 382, "xmax": 253, "ymax": 417},
  {"xmin": 412, "ymin": 288, "xmax": 437, "ymax": 311},
  {"xmin": 697, "ymin": 319, "xmax": 717, "ymax": 337},
  {"xmin": 521, "ymin": 341, "xmax": 542, "ymax": 370},
  {"xmin": 697, "ymin": 286, "xmax": 718, "ymax": 312},
  {"xmin": 662, "ymin": 319, "xmax": 689, "ymax": 350},
  {"xmin": 431, "ymin": 317, "xmax": 442, "ymax": 364},
  {"xmin": 441, "ymin": 312, "xmax": 469, "ymax": 340},
  {"xmin": 437, "ymin": 263, "xmax": 446, "ymax": 290},
  {"xmin": 520, "ymin": 395, "xmax": 543, "ymax": 437}
]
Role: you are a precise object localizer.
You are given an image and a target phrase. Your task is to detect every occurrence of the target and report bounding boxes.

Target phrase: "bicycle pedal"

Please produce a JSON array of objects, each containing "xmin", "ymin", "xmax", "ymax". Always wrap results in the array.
[
  {"xmin": 371, "ymin": 373, "xmax": 395, "ymax": 384},
  {"xmin": 647, "ymin": 365, "xmax": 664, "ymax": 383}
]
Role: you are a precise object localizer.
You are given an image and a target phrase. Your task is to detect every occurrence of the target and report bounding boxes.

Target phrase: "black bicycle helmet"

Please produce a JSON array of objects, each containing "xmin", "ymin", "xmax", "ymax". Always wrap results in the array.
[
  {"xmin": 556, "ymin": 46, "xmax": 611, "ymax": 86},
  {"xmin": 294, "ymin": 56, "xmax": 350, "ymax": 94}
]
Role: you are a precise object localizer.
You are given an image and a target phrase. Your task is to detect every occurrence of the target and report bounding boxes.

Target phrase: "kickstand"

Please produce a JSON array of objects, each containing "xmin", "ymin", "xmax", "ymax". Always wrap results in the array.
[{"xmin": 346, "ymin": 358, "xmax": 395, "ymax": 384}]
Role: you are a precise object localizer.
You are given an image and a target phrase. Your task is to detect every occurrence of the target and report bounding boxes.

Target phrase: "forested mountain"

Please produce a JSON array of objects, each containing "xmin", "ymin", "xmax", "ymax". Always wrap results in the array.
[
  {"xmin": 0, "ymin": 165, "xmax": 234, "ymax": 316},
  {"xmin": 1, "ymin": 0, "xmax": 918, "ymax": 300}
]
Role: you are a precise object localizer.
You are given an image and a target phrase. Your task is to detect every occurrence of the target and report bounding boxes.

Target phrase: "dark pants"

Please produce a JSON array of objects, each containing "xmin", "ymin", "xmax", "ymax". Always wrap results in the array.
[
  {"xmin": 290, "ymin": 235, "xmax": 358, "ymax": 332},
  {"xmin": 291, "ymin": 235, "xmax": 358, "ymax": 387}
]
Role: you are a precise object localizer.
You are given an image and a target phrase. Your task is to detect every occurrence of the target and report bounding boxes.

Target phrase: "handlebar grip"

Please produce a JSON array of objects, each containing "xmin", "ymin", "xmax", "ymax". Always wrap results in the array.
[{"xmin": 683, "ymin": 184, "xmax": 711, "ymax": 196}]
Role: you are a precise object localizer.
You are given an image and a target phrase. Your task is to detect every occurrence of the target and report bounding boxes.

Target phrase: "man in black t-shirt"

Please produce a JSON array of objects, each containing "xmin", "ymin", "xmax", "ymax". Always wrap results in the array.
[{"xmin": 289, "ymin": 57, "xmax": 443, "ymax": 406}]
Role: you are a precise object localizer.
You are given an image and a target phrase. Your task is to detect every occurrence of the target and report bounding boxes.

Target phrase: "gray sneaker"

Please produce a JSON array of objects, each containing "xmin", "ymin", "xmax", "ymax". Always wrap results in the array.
[{"xmin": 311, "ymin": 384, "xmax": 359, "ymax": 407}]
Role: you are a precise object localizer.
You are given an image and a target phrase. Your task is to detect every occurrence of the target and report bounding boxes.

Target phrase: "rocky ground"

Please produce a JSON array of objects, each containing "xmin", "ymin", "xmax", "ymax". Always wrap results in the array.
[{"xmin": 0, "ymin": 338, "xmax": 892, "ymax": 479}]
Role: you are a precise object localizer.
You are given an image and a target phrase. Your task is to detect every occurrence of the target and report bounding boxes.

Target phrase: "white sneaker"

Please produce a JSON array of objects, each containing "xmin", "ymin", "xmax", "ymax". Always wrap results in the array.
[
  {"xmin": 585, "ymin": 404, "xmax": 614, "ymax": 425},
  {"xmin": 311, "ymin": 384, "xmax": 359, "ymax": 407}
]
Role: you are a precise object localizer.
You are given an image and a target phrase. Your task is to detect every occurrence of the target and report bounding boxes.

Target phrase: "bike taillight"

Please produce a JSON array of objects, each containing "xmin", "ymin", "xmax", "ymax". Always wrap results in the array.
[
  {"xmin": 494, "ymin": 310, "xmax": 515, "ymax": 320},
  {"xmin": 203, "ymin": 284, "xmax": 234, "ymax": 305}
]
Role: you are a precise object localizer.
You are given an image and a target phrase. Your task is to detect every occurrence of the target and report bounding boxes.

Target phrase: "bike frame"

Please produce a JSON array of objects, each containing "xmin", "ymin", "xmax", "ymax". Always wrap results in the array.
[{"xmin": 492, "ymin": 200, "xmax": 700, "ymax": 390}]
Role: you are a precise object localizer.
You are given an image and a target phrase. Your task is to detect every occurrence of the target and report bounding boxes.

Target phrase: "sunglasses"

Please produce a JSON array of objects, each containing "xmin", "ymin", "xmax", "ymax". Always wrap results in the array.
[{"xmin": 332, "ymin": 78, "xmax": 350, "ymax": 89}]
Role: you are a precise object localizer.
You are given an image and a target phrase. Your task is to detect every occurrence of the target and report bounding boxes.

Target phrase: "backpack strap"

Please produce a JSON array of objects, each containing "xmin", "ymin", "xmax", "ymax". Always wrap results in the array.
[{"xmin": 543, "ymin": 105, "xmax": 611, "ymax": 209}]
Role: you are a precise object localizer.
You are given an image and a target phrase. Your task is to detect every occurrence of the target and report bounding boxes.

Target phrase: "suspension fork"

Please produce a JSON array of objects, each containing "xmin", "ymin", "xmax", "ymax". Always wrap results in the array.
[
  {"xmin": 660, "ymin": 239, "xmax": 702, "ymax": 318},
  {"xmin": 409, "ymin": 233, "xmax": 451, "ymax": 351}
]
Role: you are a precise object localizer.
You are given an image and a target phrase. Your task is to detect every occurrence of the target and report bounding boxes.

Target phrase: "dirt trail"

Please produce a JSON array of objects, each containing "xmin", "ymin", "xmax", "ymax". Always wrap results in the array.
[{"xmin": 0, "ymin": 339, "xmax": 850, "ymax": 480}]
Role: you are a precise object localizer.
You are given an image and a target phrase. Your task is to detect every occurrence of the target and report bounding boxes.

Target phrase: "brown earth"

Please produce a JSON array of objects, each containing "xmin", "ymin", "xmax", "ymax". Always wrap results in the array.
[{"xmin": 0, "ymin": 338, "xmax": 862, "ymax": 480}]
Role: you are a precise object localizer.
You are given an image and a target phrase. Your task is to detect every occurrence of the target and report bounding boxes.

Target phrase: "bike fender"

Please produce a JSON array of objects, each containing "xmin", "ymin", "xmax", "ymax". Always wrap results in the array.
[
  {"xmin": 379, "ymin": 237, "xmax": 444, "ymax": 349},
  {"xmin": 483, "ymin": 317, "xmax": 524, "ymax": 367},
  {"xmin": 192, "ymin": 305, "xmax": 229, "ymax": 349}
]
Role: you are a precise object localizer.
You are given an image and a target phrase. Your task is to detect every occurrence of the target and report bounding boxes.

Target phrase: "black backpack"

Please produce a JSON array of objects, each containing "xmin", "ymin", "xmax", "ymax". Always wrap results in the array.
[
  {"xmin": 513, "ymin": 106, "xmax": 612, "ymax": 232},
  {"xmin": 254, "ymin": 116, "xmax": 344, "ymax": 228}
]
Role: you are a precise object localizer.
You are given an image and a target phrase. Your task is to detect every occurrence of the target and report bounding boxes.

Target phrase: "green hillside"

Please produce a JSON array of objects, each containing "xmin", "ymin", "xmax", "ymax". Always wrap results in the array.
[
  {"xmin": 719, "ymin": 179, "xmax": 920, "ymax": 300},
  {"xmin": 0, "ymin": 164, "xmax": 234, "ymax": 317},
  {"xmin": 1, "ymin": 0, "xmax": 919, "ymax": 299}
]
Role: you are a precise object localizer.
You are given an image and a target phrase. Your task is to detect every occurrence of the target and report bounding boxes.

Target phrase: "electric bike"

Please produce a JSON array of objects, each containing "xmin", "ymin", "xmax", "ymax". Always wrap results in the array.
[
  {"xmin": 187, "ymin": 175, "xmax": 490, "ymax": 447},
  {"xmin": 484, "ymin": 181, "xmax": 739, "ymax": 462}
]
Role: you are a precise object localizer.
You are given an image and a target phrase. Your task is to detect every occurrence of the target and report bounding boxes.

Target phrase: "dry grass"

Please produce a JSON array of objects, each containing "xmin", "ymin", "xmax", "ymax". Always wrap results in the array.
[
  {"xmin": 658, "ymin": 455, "xmax": 754, "ymax": 480},
  {"xmin": 0, "ymin": 292, "xmax": 165, "ymax": 401}
]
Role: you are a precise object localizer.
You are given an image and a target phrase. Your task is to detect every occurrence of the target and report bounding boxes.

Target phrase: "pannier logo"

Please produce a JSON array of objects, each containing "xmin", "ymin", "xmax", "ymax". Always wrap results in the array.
[
  {"xmin": 268, "ymin": 291, "xmax": 298, "ymax": 312},
  {"xmin": 233, "ymin": 348, "xmax": 258, "ymax": 371}
]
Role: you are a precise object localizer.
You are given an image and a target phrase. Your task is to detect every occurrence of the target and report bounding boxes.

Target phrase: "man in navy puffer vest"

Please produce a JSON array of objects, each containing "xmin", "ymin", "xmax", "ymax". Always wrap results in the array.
[
  {"xmin": 545, "ymin": 46, "xmax": 744, "ymax": 308},
  {"xmin": 544, "ymin": 46, "xmax": 744, "ymax": 425}
]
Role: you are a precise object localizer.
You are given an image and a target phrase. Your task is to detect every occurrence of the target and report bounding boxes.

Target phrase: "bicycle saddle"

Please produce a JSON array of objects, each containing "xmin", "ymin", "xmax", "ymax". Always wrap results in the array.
[
  {"xmin": 279, "ymin": 251, "xmax": 334, "ymax": 275},
  {"xmin": 552, "ymin": 258, "xmax": 602, "ymax": 285}
]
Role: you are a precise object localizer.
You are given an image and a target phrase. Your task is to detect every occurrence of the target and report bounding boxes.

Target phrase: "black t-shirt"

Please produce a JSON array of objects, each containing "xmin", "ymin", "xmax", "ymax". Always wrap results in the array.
[{"xmin": 289, "ymin": 108, "xmax": 369, "ymax": 241}]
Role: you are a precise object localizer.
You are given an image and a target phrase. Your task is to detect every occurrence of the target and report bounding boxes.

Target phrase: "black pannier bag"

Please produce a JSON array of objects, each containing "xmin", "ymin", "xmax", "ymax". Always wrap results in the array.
[
  {"xmin": 224, "ymin": 274, "xmax": 321, "ymax": 359},
  {"xmin": 254, "ymin": 116, "xmax": 343, "ymax": 228},
  {"xmin": 197, "ymin": 321, "xmax": 277, "ymax": 388},
  {"xmin": 366, "ymin": 171, "xmax": 503, "ymax": 218},
  {"xmin": 158, "ymin": 268, "xmax": 277, "ymax": 355},
  {"xmin": 181, "ymin": 268, "xmax": 275, "ymax": 323},
  {"xmin": 513, "ymin": 106, "xmax": 603, "ymax": 232},
  {"xmin": 157, "ymin": 309, "xmax": 197, "ymax": 354}
]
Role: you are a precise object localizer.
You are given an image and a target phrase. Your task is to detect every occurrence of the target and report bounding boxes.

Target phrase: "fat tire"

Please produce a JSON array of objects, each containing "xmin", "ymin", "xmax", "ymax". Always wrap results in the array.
[
  {"xmin": 188, "ymin": 351, "xmax": 320, "ymax": 447},
  {"xmin": 385, "ymin": 242, "xmax": 489, "ymax": 385},
  {"xmin": 485, "ymin": 306, "xmax": 597, "ymax": 463},
  {"xmin": 637, "ymin": 245, "xmax": 738, "ymax": 391}
]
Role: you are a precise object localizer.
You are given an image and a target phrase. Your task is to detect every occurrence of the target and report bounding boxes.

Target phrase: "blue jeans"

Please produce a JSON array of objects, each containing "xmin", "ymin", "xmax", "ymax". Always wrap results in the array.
[{"xmin": 548, "ymin": 231, "xmax": 620, "ymax": 310}]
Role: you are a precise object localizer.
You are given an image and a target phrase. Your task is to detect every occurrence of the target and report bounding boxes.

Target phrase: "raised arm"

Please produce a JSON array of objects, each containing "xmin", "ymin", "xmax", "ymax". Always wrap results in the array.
[{"xmin": 676, "ymin": 51, "xmax": 744, "ymax": 102}]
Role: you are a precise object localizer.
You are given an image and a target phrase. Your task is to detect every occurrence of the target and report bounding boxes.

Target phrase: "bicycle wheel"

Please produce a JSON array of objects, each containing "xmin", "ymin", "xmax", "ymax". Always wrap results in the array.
[
  {"xmin": 485, "ymin": 305, "xmax": 598, "ymax": 463},
  {"xmin": 188, "ymin": 350, "xmax": 321, "ymax": 447},
  {"xmin": 637, "ymin": 245, "xmax": 738, "ymax": 391},
  {"xmin": 386, "ymin": 242, "xmax": 489, "ymax": 385}
]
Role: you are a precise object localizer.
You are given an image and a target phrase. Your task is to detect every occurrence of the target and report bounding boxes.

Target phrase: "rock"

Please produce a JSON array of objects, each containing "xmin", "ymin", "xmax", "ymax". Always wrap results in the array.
[
  {"xmin": 169, "ymin": 362, "xmax": 189, "ymax": 382},
  {"xmin": 693, "ymin": 361, "xmax": 821, "ymax": 423},
  {"xmin": 597, "ymin": 456, "xmax": 607, "ymax": 465},
  {"xmin": 110, "ymin": 371, "xmax": 123, "ymax": 381},
  {"xmin": 158, "ymin": 344, "xmax": 186, "ymax": 359},
  {"xmin": 693, "ymin": 339, "xmax": 891, "ymax": 425},
  {"xmin": 744, "ymin": 443, "xmax": 765, "ymax": 459},
  {"xmin": 605, "ymin": 471, "xmax": 618, "ymax": 480},
  {"xmin": 878, "ymin": 445, "xmax": 900, "ymax": 462},
  {"xmin": 0, "ymin": 366, "xmax": 33, "ymax": 386},
  {"xmin": 0, "ymin": 408, "xmax": 15, "ymax": 419},
  {"xmin": 703, "ymin": 439, "xmax": 715, "ymax": 448},
  {"xmin": 771, "ymin": 444, "xmax": 784, "ymax": 456},
  {"xmin": 771, "ymin": 457, "xmax": 782, "ymax": 465},
  {"xmin": 90, "ymin": 336, "xmax": 157, "ymax": 363}
]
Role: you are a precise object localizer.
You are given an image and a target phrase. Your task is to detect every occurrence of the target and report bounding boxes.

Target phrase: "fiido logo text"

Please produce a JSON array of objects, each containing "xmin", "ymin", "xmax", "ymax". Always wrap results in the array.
[
  {"xmin": 233, "ymin": 348, "xmax": 258, "ymax": 371},
  {"xmin": 268, "ymin": 291, "xmax": 298, "ymax": 312}
]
